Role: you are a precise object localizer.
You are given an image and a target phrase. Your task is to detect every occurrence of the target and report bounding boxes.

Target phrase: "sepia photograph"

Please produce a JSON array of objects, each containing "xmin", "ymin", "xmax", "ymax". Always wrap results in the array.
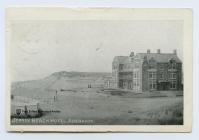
[{"xmin": 6, "ymin": 8, "xmax": 192, "ymax": 132}]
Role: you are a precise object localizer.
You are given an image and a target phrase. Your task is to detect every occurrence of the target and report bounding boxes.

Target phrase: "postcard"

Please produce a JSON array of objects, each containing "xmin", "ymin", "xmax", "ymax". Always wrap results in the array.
[{"xmin": 6, "ymin": 8, "xmax": 192, "ymax": 132}]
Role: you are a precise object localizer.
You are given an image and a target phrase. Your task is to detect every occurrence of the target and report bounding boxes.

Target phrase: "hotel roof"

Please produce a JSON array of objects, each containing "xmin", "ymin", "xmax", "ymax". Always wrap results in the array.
[
  {"xmin": 137, "ymin": 53, "xmax": 182, "ymax": 63},
  {"xmin": 113, "ymin": 56, "xmax": 130, "ymax": 64},
  {"xmin": 113, "ymin": 53, "xmax": 182, "ymax": 64}
]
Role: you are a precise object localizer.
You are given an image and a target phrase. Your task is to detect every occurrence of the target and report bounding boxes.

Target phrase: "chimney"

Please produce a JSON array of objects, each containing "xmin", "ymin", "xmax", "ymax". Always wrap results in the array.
[
  {"xmin": 130, "ymin": 52, "xmax": 134, "ymax": 57},
  {"xmin": 157, "ymin": 49, "xmax": 161, "ymax": 54},
  {"xmin": 173, "ymin": 49, "xmax": 177, "ymax": 55},
  {"xmin": 147, "ymin": 49, "xmax": 150, "ymax": 53}
]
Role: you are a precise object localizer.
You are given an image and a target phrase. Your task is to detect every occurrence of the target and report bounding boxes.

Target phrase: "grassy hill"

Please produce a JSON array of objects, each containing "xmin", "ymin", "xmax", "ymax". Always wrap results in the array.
[{"xmin": 11, "ymin": 71, "xmax": 111, "ymax": 98}]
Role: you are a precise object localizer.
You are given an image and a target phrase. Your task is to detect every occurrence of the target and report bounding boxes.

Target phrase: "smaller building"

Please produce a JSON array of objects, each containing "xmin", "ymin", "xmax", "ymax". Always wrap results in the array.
[
  {"xmin": 104, "ymin": 76, "xmax": 115, "ymax": 89},
  {"xmin": 11, "ymin": 95, "xmax": 40, "ymax": 118}
]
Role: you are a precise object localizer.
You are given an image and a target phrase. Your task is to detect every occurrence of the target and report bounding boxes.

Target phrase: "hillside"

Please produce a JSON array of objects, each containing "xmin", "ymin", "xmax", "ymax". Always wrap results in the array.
[{"xmin": 11, "ymin": 71, "xmax": 111, "ymax": 98}]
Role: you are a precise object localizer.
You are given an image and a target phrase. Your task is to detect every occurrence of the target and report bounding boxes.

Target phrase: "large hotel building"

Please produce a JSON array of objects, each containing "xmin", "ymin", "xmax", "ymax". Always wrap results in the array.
[{"xmin": 112, "ymin": 49, "xmax": 183, "ymax": 92}]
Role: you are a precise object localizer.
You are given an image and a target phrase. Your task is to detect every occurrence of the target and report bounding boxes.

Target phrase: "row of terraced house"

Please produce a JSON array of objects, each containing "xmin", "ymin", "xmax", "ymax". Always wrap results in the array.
[{"xmin": 111, "ymin": 49, "xmax": 183, "ymax": 92}]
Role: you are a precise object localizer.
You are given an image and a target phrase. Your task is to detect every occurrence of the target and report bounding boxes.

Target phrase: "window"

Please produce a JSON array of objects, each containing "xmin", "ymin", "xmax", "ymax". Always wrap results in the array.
[
  {"xmin": 128, "ymin": 81, "xmax": 133, "ymax": 89},
  {"xmin": 119, "ymin": 80, "xmax": 123, "ymax": 88},
  {"xmin": 169, "ymin": 72, "xmax": 176, "ymax": 79},
  {"xmin": 171, "ymin": 63, "xmax": 176, "ymax": 69},
  {"xmin": 149, "ymin": 65, "xmax": 155, "ymax": 69},
  {"xmin": 148, "ymin": 71, "xmax": 157, "ymax": 90},
  {"xmin": 149, "ymin": 81, "xmax": 156, "ymax": 89},
  {"xmin": 173, "ymin": 73, "xmax": 176, "ymax": 78},
  {"xmin": 170, "ymin": 80, "xmax": 177, "ymax": 89},
  {"xmin": 123, "ymin": 81, "xmax": 127, "ymax": 88},
  {"xmin": 169, "ymin": 72, "xmax": 177, "ymax": 89},
  {"xmin": 160, "ymin": 72, "xmax": 164, "ymax": 79},
  {"xmin": 134, "ymin": 72, "xmax": 137, "ymax": 78},
  {"xmin": 149, "ymin": 72, "xmax": 156, "ymax": 79},
  {"xmin": 112, "ymin": 63, "xmax": 117, "ymax": 70},
  {"xmin": 159, "ymin": 64, "xmax": 164, "ymax": 70},
  {"xmin": 149, "ymin": 73, "xmax": 153, "ymax": 78},
  {"xmin": 119, "ymin": 64, "xmax": 124, "ymax": 70},
  {"xmin": 169, "ymin": 59, "xmax": 176, "ymax": 69},
  {"xmin": 133, "ymin": 70, "xmax": 140, "ymax": 91}
]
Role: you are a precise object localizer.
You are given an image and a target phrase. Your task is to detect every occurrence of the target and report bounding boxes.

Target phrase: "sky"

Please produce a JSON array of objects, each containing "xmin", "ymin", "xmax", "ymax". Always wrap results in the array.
[{"xmin": 10, "ymin": 20, "xmax": 183, "ymax": 81}]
